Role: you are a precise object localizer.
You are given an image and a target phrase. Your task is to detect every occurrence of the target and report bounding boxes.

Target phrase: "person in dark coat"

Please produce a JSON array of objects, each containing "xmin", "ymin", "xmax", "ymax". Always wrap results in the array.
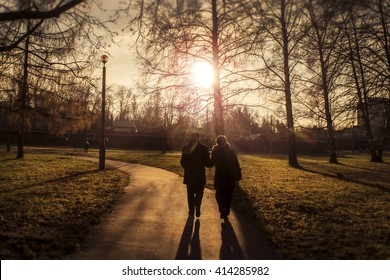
[
  {"xmin": 212, "ymin": 135, "xmax": 242, "ymax": 219},
  {"xmin": 84, "ymin": 140, "xmax": 90, "ymax": 153},
  {"xmin": 180, "ymin": 133, "xmax": 213, "ymax": 217}
]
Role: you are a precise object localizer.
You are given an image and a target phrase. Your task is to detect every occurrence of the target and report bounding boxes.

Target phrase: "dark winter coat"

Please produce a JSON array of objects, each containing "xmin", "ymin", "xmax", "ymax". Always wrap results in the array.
[
  {"xmin": 180, "ymin": 142, "xmax": 213, "ymax": 185},
  {"xmin": 211, "ymin": 143, "xmax": 242, "ymax": 188}
]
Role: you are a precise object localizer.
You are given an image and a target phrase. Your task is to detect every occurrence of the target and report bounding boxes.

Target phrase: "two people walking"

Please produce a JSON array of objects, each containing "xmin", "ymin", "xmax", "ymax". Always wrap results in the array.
[{"xmin": 181, "ymin": 133, "xmax": 241, "ymax": 219}]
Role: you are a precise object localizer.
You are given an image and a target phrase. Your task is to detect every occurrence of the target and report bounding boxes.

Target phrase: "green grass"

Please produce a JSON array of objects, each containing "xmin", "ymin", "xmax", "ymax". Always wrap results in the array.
[
  {"xmin": 102, "ymin": 149, "xmax": 389, "ymax": 259},
  {"xmin": 20, "ymin": 147, "xmax": 390, "ymax": 259},
  {"xmin": 0, "ymin": 153, "xmax": 130, "ymax": 259}
]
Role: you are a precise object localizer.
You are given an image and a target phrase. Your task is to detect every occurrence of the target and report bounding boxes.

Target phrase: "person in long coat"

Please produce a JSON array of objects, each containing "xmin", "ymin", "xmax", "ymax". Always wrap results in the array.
[
  {"xmin": 180, "ymin": 133, "xmax": 213, "ymax": 217},
  {"xmin": 212, "ymin": 135, "xmax": 242, "ymax": 219}
]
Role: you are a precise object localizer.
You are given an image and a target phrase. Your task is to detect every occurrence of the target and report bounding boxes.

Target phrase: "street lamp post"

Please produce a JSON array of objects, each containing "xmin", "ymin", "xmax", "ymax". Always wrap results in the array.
[{"xmin": 99, "ymin": 54, "xmax": 108, "ymax": 170}]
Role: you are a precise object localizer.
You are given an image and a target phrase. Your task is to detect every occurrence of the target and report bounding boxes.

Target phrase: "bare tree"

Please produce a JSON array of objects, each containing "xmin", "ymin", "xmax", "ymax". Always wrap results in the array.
[
  {"xmin": 248, "ymin": 0, "xmax": 307, "ymax": 167},
  {"xmin": 0, "ymin": 0, "xmax": 115, "ymax": 158},
  {"xmin": 0, "ymin": 0, "xmax": 86, "ymax": 52},
  {"xmin": 301, "ymin": 0, "xmax": 350, "ymax": 164},
  {"xmin": 342, "ymin": 0, "xmax": 389, "ymax": 162},
  {"xmin": 371, "ymin": 0, "xmax": 390, "ymax": 161},
  {"xmin": 134, "ymin": 0, "xmax": 255, "ymax": 137},
  {"xmin": 110, "ymin": 85, "xmax": 135, "ymax": 121}
]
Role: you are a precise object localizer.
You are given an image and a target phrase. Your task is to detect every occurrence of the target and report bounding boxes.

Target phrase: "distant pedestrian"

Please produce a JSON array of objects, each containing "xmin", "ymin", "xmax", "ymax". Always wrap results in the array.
[
  {"xmin": 84, "ymin": 140, "xmax": 90, "ymax": 153},
  {"xmin": 180, "ymin": 133, "xmax": 213, "ymax": 217},
  {"xmin": 212, "ymin": 135, "xmax": 241, "ymax": 219}
]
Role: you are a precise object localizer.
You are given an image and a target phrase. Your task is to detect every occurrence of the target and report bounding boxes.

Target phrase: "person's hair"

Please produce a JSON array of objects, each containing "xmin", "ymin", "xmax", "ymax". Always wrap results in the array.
[
  {"xmin": 215, "ymin": 135, "xmax": 227, "ymax": 145},
  {"xmin": 191, "ymin": 132, "xmax": 200, "ymax": 139}
]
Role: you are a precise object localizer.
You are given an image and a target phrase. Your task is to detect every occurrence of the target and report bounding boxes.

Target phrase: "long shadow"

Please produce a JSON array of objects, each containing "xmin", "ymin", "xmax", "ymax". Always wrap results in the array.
[
  {"xmin": 111, "ymin": 152, "xmax": 166, "ymax": 164},
  {"xmin": 231, "ymin": 186, "xmax": 282, "ymax": 259},
  {"xmin": 175, "ymin": 216, "xmax": 202, "ymax": 260},
  {"xmin": 0, "ymin": 169, "xmax": 99, "ymax": 194},
  {"xmin": 109, "ymin": 162, "xmax": 133, "ymax": 169},
  {"xmin": 339, "ymin": 162, "xmax": 390, "ymax": 173},
  {"xmin": 298, "ymin": 156, "xmax": 390, "ymax": 174},
  {"xmin": 299, "ymin": 166, "xmax": 390, "ymax": 194},
  {"xmin": 220, "ymin": 219, "xmax": 245, "ymax": 260},
  {"xmin": 0, "ymin": 157, "xmax": 17, "ymax": 162},
  {"xmin": 189, "ymin": 220, "xmax": 201, "ymax": 259}
]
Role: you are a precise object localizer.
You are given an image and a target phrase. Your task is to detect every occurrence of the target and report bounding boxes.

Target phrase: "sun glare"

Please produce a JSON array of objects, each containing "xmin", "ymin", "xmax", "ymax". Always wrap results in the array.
[{"xmin": 192, "ymin": 61, "xmax": 213, "ymax": 88}]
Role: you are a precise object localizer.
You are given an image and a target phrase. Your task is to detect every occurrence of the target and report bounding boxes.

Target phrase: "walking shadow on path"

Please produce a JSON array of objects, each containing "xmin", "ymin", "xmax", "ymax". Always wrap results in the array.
[
  {"xmin": 220, "ymin": 219, "xmax": 245, "ymax": 259},
  {"xmin": 175, "ymin": 217, "xmax": 202, "ymax": 259}
]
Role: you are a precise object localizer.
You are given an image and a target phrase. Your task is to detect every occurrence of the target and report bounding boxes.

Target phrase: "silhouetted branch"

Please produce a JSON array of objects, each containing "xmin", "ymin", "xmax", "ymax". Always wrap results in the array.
[{"xmin": 0, "ymin": 0, "xmax": 85, "ymax": 22}]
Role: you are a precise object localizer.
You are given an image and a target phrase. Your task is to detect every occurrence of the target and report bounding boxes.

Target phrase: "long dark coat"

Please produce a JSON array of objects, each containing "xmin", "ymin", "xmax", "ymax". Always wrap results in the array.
[
  {"xmin": 211, "ymin": 144, "xmax": 242, "ymax": 187},
  {"xmin": 180, "ymin": 142, "xmax": 213, "ymax": 185}
]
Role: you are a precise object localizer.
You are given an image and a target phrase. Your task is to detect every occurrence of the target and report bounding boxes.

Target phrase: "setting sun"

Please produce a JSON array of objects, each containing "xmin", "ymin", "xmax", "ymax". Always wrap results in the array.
[{"xmin": 191, "ymin": 61, "xmax": 213, "ymax": 88}]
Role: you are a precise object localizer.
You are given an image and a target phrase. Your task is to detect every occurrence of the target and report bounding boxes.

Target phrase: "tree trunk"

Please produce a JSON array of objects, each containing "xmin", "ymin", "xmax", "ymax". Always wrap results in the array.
[
  {"xmin": 212, "ymin": 0, "xmax": 224, "ymax": 136},
  {"xmin": 346, "ymin": 30, "xmax": 378, "ymax": 162},
  {"xmin": 17, "ymin": 22, "xmax": 30, "ymax": 159},
  {"xmin": 318, "ymin": 45, "xmax": 338, "ymax": 164},
  {"xmin": 281, "ymin": 0, "xmax": 299, "ymax": 167},
  {"xmin": 6, "ymin": 124, "xmax": 11, "ymax": 152},
  {"xmin": 378, "ymin": 0, "xmax": 390, "ymax": 86},
  {"xmin": 377, "ymin": 0, "xmax": 390, "ymax": 163},
  {"xmin": 6, "ymin": 93, "xmax": 12, "ymax": 152},
  {"xmin": 307, "ymin": 2, "xmax": 338, "ymax": 164}
]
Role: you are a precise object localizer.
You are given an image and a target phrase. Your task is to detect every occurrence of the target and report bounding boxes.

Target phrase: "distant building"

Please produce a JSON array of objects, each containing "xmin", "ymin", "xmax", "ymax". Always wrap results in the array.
[{"xmin": 110, "ymin": 120, "xmax": 137, "ymax": 133}]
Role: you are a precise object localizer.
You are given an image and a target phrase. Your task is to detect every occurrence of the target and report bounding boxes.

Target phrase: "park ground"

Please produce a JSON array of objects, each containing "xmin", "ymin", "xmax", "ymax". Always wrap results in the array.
[{"xmin": 0, "ymin": 146, "xmax": 389, "ymax": 259}]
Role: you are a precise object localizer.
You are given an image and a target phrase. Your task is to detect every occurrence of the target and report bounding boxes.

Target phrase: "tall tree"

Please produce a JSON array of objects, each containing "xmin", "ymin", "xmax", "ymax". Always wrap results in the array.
[
  {"xmin": 111, "ymin": 85, "xmax": 135, "ymax": 121},
  {"xmin": 134, "ymin": 0, "xmax": 255, "ymax": 137},
  {"xmin": 303, "ymin": 0, "xmax": 349, "ymax": 164},
  {"xmin": 1, "ymin": 0, "xmax": 115, "ymax": 158},
  {"xmin": 211, "ymin": 0, "xmax": 224, "ymax": 135},
  {"xmin": 370, "ymin": 0, "xmax": 390, "ymax": 161},
  {"xmin": 342, "ymin": 0, "xmax": 389, "ymax": 162},
  {"xmin": 249, "ymin": 0, "xmax": 306, "ymax": 167}
]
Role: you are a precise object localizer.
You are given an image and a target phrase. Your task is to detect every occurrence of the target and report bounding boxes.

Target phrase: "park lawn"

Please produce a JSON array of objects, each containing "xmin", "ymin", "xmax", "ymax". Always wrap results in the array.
[
  {"xmin": 0, "ymin": 153, "xmax": 129, "ymax": 259},
  {"xmin": 102, "ymin": 149, "xmax": 390, "ymax": 259},
  {"xmin": 107, "ymin": 149, "xmax": 185, "ymax": 176},
  {"xmin": 236, "ymin": 154, "xmax": 390, "ymax": 259}
]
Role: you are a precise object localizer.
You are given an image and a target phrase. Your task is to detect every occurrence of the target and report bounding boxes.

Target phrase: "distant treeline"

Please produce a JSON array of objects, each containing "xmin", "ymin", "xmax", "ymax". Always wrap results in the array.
[{"xmin": 1, "ymin": 130, "xmax": 375, "ymax": 155}]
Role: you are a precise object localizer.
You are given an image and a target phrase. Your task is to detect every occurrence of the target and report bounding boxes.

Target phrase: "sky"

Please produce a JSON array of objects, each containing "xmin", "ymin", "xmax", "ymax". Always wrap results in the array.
[
  {"xmin": 93, "ymin": 1, "xmax": 140, "ymax": 88},
  {"xmin": 104, "ymin": 35, "xmax": 138, "ymax": 87},
  {"xmin": 92, "ymin": 0, "xmax": 269, "ymax": 116}
]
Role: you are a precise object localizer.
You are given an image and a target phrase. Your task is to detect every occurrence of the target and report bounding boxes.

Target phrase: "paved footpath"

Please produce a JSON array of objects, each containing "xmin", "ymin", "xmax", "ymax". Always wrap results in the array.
[{"xmin": 66, "ymin": 157, "xmax": 281, "ymax": 260}]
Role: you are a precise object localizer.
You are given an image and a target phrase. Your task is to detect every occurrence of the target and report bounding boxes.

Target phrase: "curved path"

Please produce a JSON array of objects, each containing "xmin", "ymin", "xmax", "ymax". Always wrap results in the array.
[{"xmin": 67, "ymin": 157, "xmax": 281, "ymax": 260}]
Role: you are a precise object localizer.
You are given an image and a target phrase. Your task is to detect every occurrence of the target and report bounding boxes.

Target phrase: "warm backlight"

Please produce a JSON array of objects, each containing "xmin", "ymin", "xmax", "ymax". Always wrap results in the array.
[{"xmin": 192, "ymin": 61, "xmax": 213, "ymax": 88}]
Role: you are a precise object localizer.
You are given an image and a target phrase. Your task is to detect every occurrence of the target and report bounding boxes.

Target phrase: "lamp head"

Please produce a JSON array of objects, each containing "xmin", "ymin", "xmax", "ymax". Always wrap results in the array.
[{"xmin": 101, "ymin": 54, "xmax": 108, "ymax": 64}]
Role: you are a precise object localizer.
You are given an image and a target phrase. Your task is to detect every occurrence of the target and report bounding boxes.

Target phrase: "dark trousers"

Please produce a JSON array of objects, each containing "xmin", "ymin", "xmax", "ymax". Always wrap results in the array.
[
  {"xmin": 186, "ymin": 184, "xmax": 204, "ymax": 213},
  {"xmin": 215, "ymin": 185, "xmax": 234, "ymax": 215}
]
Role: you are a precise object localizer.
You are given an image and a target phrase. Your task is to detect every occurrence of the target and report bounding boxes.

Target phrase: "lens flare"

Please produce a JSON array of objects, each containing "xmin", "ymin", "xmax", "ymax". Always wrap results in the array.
[{"xmin": 191, "ymin": 61, "xmax": 213, "ymax": 88}]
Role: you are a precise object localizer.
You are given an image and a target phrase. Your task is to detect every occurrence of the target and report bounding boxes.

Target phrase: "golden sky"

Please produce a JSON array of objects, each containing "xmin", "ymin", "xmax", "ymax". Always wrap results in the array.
[{"xmin": 94, "ymin": 1, "xmax": 139, "ymax": 88}]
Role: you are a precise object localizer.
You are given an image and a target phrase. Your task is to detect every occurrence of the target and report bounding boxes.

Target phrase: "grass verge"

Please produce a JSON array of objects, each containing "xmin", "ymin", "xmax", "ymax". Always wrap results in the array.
[{"xmin": 0, "ymin": 153, "xmax": 129, "ymax": 259}]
